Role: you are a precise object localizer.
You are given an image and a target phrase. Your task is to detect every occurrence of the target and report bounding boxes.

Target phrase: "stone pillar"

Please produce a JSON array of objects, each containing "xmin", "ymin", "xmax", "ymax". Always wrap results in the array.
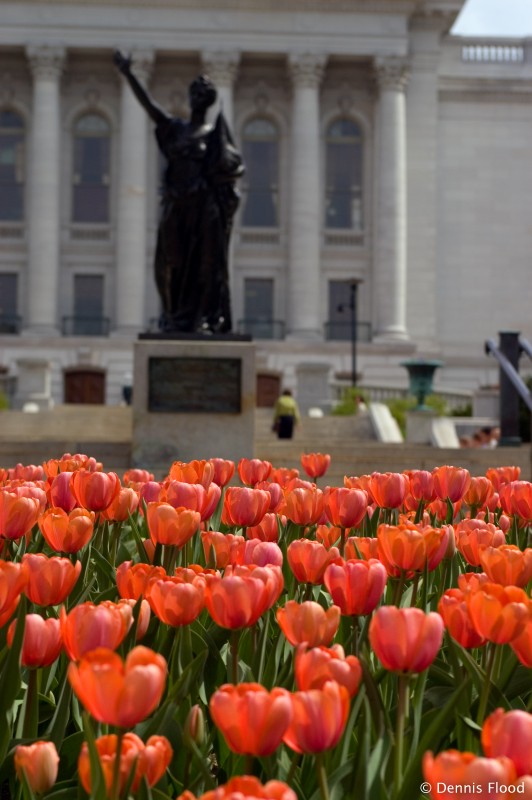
[
  {"xmin": 373, "ymin": 57, "xmax": 409, "ymax": 341},
  {"xmin": 201, "ymin": 50, "xmax": 239, "ymax": 127},
  {"xmin": 115, "ymin": 49, "xmax": 154, "ymax": 334},
  {"xmin": 25, "ymin": 45, "xmax": 65, "ymax": 334},
  {"xmin": 287, "ymin": 53, "xmax": 326, "ymax": 339}
]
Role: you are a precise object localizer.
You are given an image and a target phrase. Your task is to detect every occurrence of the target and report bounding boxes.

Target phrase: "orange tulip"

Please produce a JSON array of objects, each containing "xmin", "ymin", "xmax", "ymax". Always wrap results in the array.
[
  {"xmin": 368, "ymin": 472, "xmax": 408, "ymax": 509},
  {"xmin": 501, "ymin": 480, "xmax": 532, "ymax": 521},
  {"xmin": 437, "ymin": 588, "xmax": 486, "ymax": 649},
  {"xmin": 377, "ymin": 523, "xmax": 449, "ymax": 575},
  {"xmin": 60, "ymin": 600, "xmax": 132, "ymax": 660},
  {"xmin": 39, "ymin": 506, "xmax": 95, "ymax": 554},
  {"xmin": 344, "ymin": 535, "xmax": 380, "ymax": 561},
  {"xmin": 479, "ymin": 545, "xmax": 532, "ymax": 587},
  {"xmin": 406, "ymin": 470, "xmax": 436, "ymax": 504},
  {"xmin": 467, "ymin": 583, "xmax": 531, "ymax": 645},
  {"xmin": 295, "ymin": 643, "xmax": 362, "ymax": 697},
  {"xmin": 315, "ymin": 524, "xmax": 342, "ymax": 548},
  {"xmin": 287, "ymin": 539, "xmax": 342, "ymax": 585},
  {"xmin": 209, "ymin": 457, "xmax": 235, "ymax": 487},
  {"xmin": 8, "ymin": 614, "xmax": 63, "ymax": 667},
  {"xmin": 8, "ymin": 463, "xmax": 44, "ymax": 481},
  {"xmin": 146, "ymin": 502, "xmax": 200, "ymax": 548},
  {"xmin": 118, "ymin": 598, "xmax": 151, "ymax": 641},
  {"xmin": 204, "ymin": 570, "xmax": 271, "ymax": 629},
  {"xmin": 164, "ymin": 480, "xmax": 221, "ymax": 521},
  {"xmin": 269, "ymin": 467, "xmax": 300, "ymax": 487},
  {"xmin": 68, "ymin": 645, "xmax": 167, "ymax": 727},
  {"xmin": 246, "ymin": 512, "xmax": 282, "ymax": 542},
  {"xmin": 243, "ymin": 539, "xmax": 283, "ymax": 568},
  {"xmin": 147, "ymin": 574, "xmax": 205, "ymax": 626},
  {"xmin": 454, "ymin": 520, "xmax": 506, "ymax": 567},
  {"xmin": 70, "ymin": 469, "xmax": 121, "ymax": 512},
  {"xmin": 432, "ymin": 465, "xmax": 471, "ymax": 503},
  {"xmin": 221, "ymin": 487, "xmax": 271, "ymax": 527},
  {"xmin": 176, "ymin": 776, "xmax": 297, "ymax": 800},
  {"xmin": 167, "ymin": 459, "xmax": 214, "ymax": 487},
  {"xmin": 0, "ymin": 560, "xmax": 28, "ymax": 625},
  {"xmin": 324, "ymin": 558, "xmax": 387, "ymax": 616},
  {"xmin": 482, "ymin": 708, "xmax": 532, "ymax": 777},
  {"xmin": 14, "ymin": 741, "xmax": 59, "ymax": 794},
  {"xmin": 282, "ymin": 681, "xmax": 350, "ymax": 754},
  {"xmin": 123, "ymin": 468, "xmax": 154, "ymax": 485},
  {"xmin": 100, "ymin": 486, "xmax": 139, "ymax": 522},
  {"xmin": 369, "ymin": 606, "xmax": 444, "ymax": 673},
  {"xmin": 0, "ymin": 489, "xmax": 40, "ymax": 540},
  {"xmin": 116, "ymin": 561, "xmax": 167, "ymax": 600},
  {"xmin": 254, "ymin": 481, "xmax": 284, "ymax": 513},
  {"xmin": 22, "ymin": 553, "xmax": 81, "ymax": 606},
  {"xmin": 237, "ymin": 458, "xmax": 272, "ymax": 486},
  {"xmin": 201, "ymin": 530, "xmax": 245, "ymax": 568},
  {"xmin": 227, "ymin": 564, "xmax": 284, "ymax": 608},
  {"xmin": 281, "ymin": 486, "xmax": 325, "ymax": 526},
  {"xmin": 463, "ymin": 476, "xmax": 494, "ymax": 510},
  {"xmin": 423, "ymin": 750, "xmax": 517, "ymax": 799},
  {"xmin": 43, "ymin": 452, "xmax": 101, "ymax": 478},
  {"xmin": 276, "ymin": 600, "xmax": 340, "ymax": 647},
  {"xmin": 79, "ymin": 732, "xmax": 144, "ymax": 795},
  {"xmin": 300, "ymin": 453, "xmax": 331, "ymax": 480},
  {"xmin": 486, "ymin": 466, "xmax": 521, "ymax": 491},
  {"xmin": 210, "ymin": 683, "xmax": 293, "ymax": 756},
  {"xmin": 510, "ymin": 616, "xmax": 532, "ymax": 667},
  {"xmin": 323, "ymin": 487, "xmax": 368, "ymax": 530},
  {"xmin": 46, "ymin": 471, "xmax": 77, "ymax": 512}
]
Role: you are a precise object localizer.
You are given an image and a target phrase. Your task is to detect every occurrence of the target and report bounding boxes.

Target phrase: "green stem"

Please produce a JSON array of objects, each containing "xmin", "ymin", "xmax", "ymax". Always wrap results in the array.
[
  {"xmin": 351, "ymin": 615, "xmax": 360, "ymax": 656},
  {"xmin": 393, "ymin": 673, "xmax": 409, "ymax": 798},
  {"xmin": 230, "ymin": 629, "xmax": 240, "ymax": 684},
  {"xmin": 286, "ymin": 751, "xmax": 301, "ymax": 786},
  {"xmin": 393, "ymin": 571, "xmax": 406, "ymax": 607},
  {"xmin": 477, "ymin": 642, "xmax": 497, "ymax": 725},
  {"xmin": 111, "ymin": 728, "xmax": 125, "ymax": 800},
  {"xmin": 316, "ymin": 752, "xmax": 331, "ymax": 800},
  {"xmin": 339, "ymin": 527, "xmax": 346, "ymax": 558},
  {"xmin": 410, "ymin": 575, "xmax": 420, "ymax": 608},
  {"xmin": 22, "ymin": 668, "xmax": 41, "ymax": 740}
]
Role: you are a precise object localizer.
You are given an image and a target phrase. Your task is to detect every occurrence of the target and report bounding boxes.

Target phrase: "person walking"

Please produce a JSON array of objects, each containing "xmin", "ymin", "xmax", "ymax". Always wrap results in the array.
[{"xmin": 272, "ymin": 389, "xmax": 300, "ymax": 439}]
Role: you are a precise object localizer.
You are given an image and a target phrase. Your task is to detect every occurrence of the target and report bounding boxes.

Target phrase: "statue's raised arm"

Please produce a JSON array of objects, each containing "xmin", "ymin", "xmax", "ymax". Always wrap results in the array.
[{"xmin": 113, "ymin": 50, "xmax": 169, "ymax": 126}]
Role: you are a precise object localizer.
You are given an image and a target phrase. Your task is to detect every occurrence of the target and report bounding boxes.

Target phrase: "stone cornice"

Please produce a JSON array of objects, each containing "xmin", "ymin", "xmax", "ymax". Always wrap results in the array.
[
  {"xmin": 288, "ymin": 53, "xmax": 327, "ymax": 88},
  {"xmin": 4, "ymin": 0, "xmax": 420, "ymax": 10}
]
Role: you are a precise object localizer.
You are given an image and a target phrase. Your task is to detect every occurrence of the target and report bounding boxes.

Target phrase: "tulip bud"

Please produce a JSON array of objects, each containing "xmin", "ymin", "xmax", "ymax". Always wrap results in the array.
[
  {"xmin": 184, "ymin": 704, "xmax": 205, "ymax": 747},
  {"xmin": 14, "ymin": 741, "xmax": 59, "ymax": 794}
]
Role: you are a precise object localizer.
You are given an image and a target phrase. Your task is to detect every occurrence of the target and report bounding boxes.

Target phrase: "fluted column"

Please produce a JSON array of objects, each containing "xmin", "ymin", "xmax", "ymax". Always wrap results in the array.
[
  {"xmin": 373, "ymin": 57, "xmax": 409, "ymax": 341},
  {"xmin": 25, "ymin": 45, "xmax": 65, "ymax": 333},
  {"xmin": 115, "ymin": 48, "xmax": 153, "ymax": 334},
  {"xmin": 201, "ymin": 50, "xmax": 239, "ymax": 128},
  {"xmin": 287, "ymin": 53, "xmax": 326, "ymax": 339}
]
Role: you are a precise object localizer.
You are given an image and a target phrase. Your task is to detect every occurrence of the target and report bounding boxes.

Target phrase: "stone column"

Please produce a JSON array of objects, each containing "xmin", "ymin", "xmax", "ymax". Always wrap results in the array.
[
  {"xmin": 287, "ymin": 53, "xmax": 326, "ymax": 339},
  {"xmin": 201, "ymin": 50, "xmax": 239, "ymax": 128},
  {"xmin": 25, "ymin": 45, "xmax": 65, "ymax": 334},
  {"xmin": 115, "ymin": 49, "xmax": 154, "ymax": 334},
  {"xmin": 373, "ymin": 57, "xmax": 409, "ymax": 341}
]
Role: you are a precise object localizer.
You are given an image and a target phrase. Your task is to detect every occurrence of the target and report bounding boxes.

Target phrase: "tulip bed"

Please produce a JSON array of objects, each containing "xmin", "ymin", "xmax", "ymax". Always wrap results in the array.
[{"xmin": 0, "ymin": 454, "xmax": 531, "ymax": 800}]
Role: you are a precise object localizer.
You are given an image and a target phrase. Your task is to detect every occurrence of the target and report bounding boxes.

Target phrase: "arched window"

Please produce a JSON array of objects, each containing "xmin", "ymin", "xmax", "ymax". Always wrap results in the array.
[
  {"xmin": 72, "ymin": 113, "xmax": 110, "ymax": 223},
  {"xmin": 325, "ymin": 118, "xmax": 363, "ymax": 231},
  {"xmin": 241, "ymin": 118, "xmax": 279, "ymax": 227},
  {"xmin": 0, "ymin": 110, "xmax": 25, "ymax": 221}
]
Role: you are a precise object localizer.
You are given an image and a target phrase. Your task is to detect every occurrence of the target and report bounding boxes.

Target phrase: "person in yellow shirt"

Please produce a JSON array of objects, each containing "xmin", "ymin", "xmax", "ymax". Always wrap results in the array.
[{"xmin": 272, "ymin": 389, "xmax": 301, "ymax": 439}]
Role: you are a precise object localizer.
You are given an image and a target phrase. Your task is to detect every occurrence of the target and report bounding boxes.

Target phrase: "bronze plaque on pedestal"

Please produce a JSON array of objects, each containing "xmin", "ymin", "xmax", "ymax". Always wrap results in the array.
[{"xmin": 148, "ymin": 357, "xmax": 241, "ymax": 413}]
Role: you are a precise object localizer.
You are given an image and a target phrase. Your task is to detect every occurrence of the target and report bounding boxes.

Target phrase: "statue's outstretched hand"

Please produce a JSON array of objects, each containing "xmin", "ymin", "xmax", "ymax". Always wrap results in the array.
[{"xmin": 113, "ymin": 50, "xmax": 132, "ymax": 75}]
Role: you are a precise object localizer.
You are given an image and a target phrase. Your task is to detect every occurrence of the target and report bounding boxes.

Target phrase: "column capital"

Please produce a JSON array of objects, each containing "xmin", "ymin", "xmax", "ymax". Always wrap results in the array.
[
  {"xmin": 288, "ymin": 53, "xmax": 327, "ymax": 89},
  {"xmin": 130, "ymin": 48, "xmax": 155, "ymax": 83},
  {"xmin": 201, "ymin": 50, "xmax": 240, "ymax": 86},
  {"xmin": 374, "ymin": 56, "xmax": 410, "ymax": 91},
  {"xmin": 26, "ymin": 45, "xmax": 66, "ymax": 80}
]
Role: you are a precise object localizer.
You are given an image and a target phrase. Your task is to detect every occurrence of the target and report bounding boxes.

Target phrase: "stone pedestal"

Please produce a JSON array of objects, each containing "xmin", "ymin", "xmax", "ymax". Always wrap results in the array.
[
  {"xmin": 132, "ymin": 339, "xmax": 255, "ymax": 474},
  {"xmin": 15, "ymin": 359, "xmax": 54, "ymax": 410},
  {"xmin": 406, "ymin": 409, "xmax": 437, "ymax": 444},
  {"xmin": 295, "ymin": 362, "xmax": 330, "ymax": 415}
]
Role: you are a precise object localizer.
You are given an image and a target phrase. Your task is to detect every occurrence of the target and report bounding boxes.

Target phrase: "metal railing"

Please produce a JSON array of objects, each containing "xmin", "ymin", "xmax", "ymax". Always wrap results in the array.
[
  {"xmin": 61, "ymin": 316, "xmax": 111, "ymax": 336},
  {"xmin": 237, "ymin": 319, "xmax": 285, "ymax": 340},
  {"xmin": 324, "ymin": 321, "xmax": 372, "ymax": 342},
  {"xmin": 0, "ymin": 314, "xmax": 22, "ymax": 334}
]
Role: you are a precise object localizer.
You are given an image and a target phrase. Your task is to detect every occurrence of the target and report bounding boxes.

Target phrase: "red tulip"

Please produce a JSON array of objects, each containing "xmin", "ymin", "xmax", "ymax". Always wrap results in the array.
[
  {"xmin": 482, "ymin": 708, "xmax": 532, "ymax": 777},
  {"xmin": 70, "ymin": 470, "xmax": 121, "ymax": 512},
  {"xmin": 438, "ymin": 589, "xmax": 486, "ymax": 649},
  {"xmin": 479, "ymin": 545, "xmax": 532, "ymax": 587},
  {"xmin": 282, "ymin": 681, "xmax": 350, "ymax": 754},
  {"xmin": 116, "ymin": 561, "xmax": 167, "ymax": 600},
  {"xmin": 369, "ymin": 472, "xmax": 408, "ymax": 509},
  {"xmin": 176, "ymin": 776, "xmax": 297, "ymax": 800},
  {"xmin": 422, "ymin": 750, "xmax": 516, "ymax": 799},
  {"xmin": 100, "ymin": 486, "xmax": 139, "ymax": 522},
  {"xmin": 369, "ymin": 606, "xmax": 444, "ymax": 673},
  {"xmin": 60, "ymin": 600, "xmax": 132, "ymax": 660},
  {"xmin": 254, "ymin": 481, "xmax": 284, "ymax": 513},
  {"xmin": 276, "ymin": 600, "xmax": 340, "ymax": 647},
  {"xmin": 295, "ymin": 643, "xmax": 362, "ymax": 697},
  {"xmin": 204, "ymin": 570, "xmax": 271, "ymax": 629},
  {"xmin": 281, "ymin": 486, "xmax": 325, "ymax": 525},
  {"xmin": 300, "ymin": 453, "xmax": 331, "ymax": 480},
  {"xmin": 323, "ymin": 487, "xmax": 368, "ymax": 529},
  {"xmin": 344, "ymin": 535, "xmax": 379, "ymax": 561},
  {"xmin": 238, "ymin": 458, "xmax": 272, "ymax": 486},
  {"xmin": 14, "ymin": 741, "xmax": 59, "ymax": 794},
  {"xmin": 287, "ymin": 539, "xmax": 342, "ymax": 584},
  {"xmin": 0, "ymin": 489, "xmax": 40, "ymax": 540},
  {"xmin": 511, "ymin": 616, "xmax": 532, "ymax": 667},
  {"xmin": 8, "ymin": 614, "xmax": 63, "ymax": 667},
  {"xmin": 147, "ymin": 574, "xmax": 205, "ymax": 626},
  {"xmin": 0, "ymin": 560, "xmax": 28, "ymax": 626},
  {"xmin": 209, "ymin": 458, "xmax": 235, "ymax": 487},
  {"xmin": 164, "ymin": 480, "xmax": 221, "ymax": 521},
  {"xmin": 146, "ymin": 503, "xmax": 200, "ymax": 548},
  {"xmin": 324, "ymin": 558, "xmax": 387, "ymax": 615},
  {"xmin": 123, "ymin": 468, "xmax": 154, "ymax": 486},
  {"xmin": 246, "ymin": 512, "xmax": 282, "ymax": 542},
  {"xmin": 39, "ymin": 507, "xmax": 95, "ymax": 553},
  {"xmin": 486, "ymin": 466, "xmax": 520, "ymax": 491},
  {"xmin": 22, "ymin": 553, "xmax": 81, "ymax": 606},
  {"xmin": 463, "ymin": 477, "xmax": 494, "ymax": 510},
  {"xmin": 377, "ymin": 523, "xmax": 449, "ymax": 575},
  {"xmin": 467, "ymin": 583, "xmax": 530, "ymax": 644},
  {"xmin": 454, "ymin": 520, "xmax": 506, "ymax": 567},
  {"xmin": 222, "ymin": 487, "xmax": 271, "ymax": 527},
  {"xmin": 46, "ymin": 471, "xmax": 77, "ymax": 512},
  {"xmin": 201, "ymin": 530, "xmax": 245, "ymax": 568},
  {"xmin": 432, "ymin": 466, "xmax": 471, "ymax": 503},
  {"xmin": 68, "ymin": 645, "xmax": 167, "ymax": 727},
  {"xmin": 210, "ymin": 683, "xmax": 292, "ymax": 756}
]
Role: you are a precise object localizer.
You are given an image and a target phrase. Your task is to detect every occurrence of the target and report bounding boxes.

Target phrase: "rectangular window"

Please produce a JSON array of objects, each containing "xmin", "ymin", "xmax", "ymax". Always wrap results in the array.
[
  {"xmin": 242, "ymin": 278, "xmax": 277, "ymax": 338},
  {"xmin": 72, "ymin": 275, "xmax": 106, "ymax": 335},
  {"xmin": 0, "ymin": 273, "xmax": 19, "ymax": 332},
  {"xmin": 327, "ymin": 280, "xmax": 354, "ymax": 341}
]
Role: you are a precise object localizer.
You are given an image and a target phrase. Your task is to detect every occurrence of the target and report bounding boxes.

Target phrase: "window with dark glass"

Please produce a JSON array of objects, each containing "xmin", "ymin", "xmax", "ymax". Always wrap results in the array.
[
  {"xmin": 327, "ymin": 280, "xmax": 354, "ymax": 340},
  {"xmin": 325, "ymin": 119, "xmax": 363, "ymax": 230},
  {"xmin": 72, "ymin": 114, "xmax": 110, "ymax": 223},
  {"xmin": 243, "ymin": 277, "xmax": 275, "ymax": 337},
  {"xmin": 73, "ymin": 275, "xmax": 105, "ymax": 335},
  {"xmin": 0, "ymin": 273, "xmax": 19, "ymax": 331},
  {"xmin": 0, "ymin": 111, "xmax": 24, "ymax": 221},
  {"xmin": 241, "ymin": 119, "xmax": 279, "ymax": 227}
]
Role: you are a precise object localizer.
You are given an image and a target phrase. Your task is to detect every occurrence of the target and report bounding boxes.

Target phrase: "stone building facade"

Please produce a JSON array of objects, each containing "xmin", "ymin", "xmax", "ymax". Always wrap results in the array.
[{"xmin": 1, "ymin": 0, "xmax": 532, "ymax": 409}]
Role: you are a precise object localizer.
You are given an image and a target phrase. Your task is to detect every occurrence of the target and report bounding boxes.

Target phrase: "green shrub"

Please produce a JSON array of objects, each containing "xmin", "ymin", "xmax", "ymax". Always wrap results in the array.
[
  {"xmin": 386, "ymin": 394, "xmax": 448, "ymax": 437},
  {"xmin": 0, "ymin": 391, "xmax": 8, "ymax": 410},
  {"xmin": 331, "ymin": 386, "xmax": 369, "ymax": 416}
]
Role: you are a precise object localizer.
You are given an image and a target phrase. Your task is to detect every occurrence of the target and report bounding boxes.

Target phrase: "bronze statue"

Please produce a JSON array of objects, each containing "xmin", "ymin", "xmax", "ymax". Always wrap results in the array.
[{"xmin": 113, "ymin": 51, "xmax": 244, "ymax": 334}]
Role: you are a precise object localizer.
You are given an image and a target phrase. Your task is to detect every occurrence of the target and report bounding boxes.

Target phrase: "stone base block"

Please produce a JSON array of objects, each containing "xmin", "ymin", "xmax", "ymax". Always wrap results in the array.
[{"xmin": 132, "ymin": 339, "xmax": 256, "ymax": 475}]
